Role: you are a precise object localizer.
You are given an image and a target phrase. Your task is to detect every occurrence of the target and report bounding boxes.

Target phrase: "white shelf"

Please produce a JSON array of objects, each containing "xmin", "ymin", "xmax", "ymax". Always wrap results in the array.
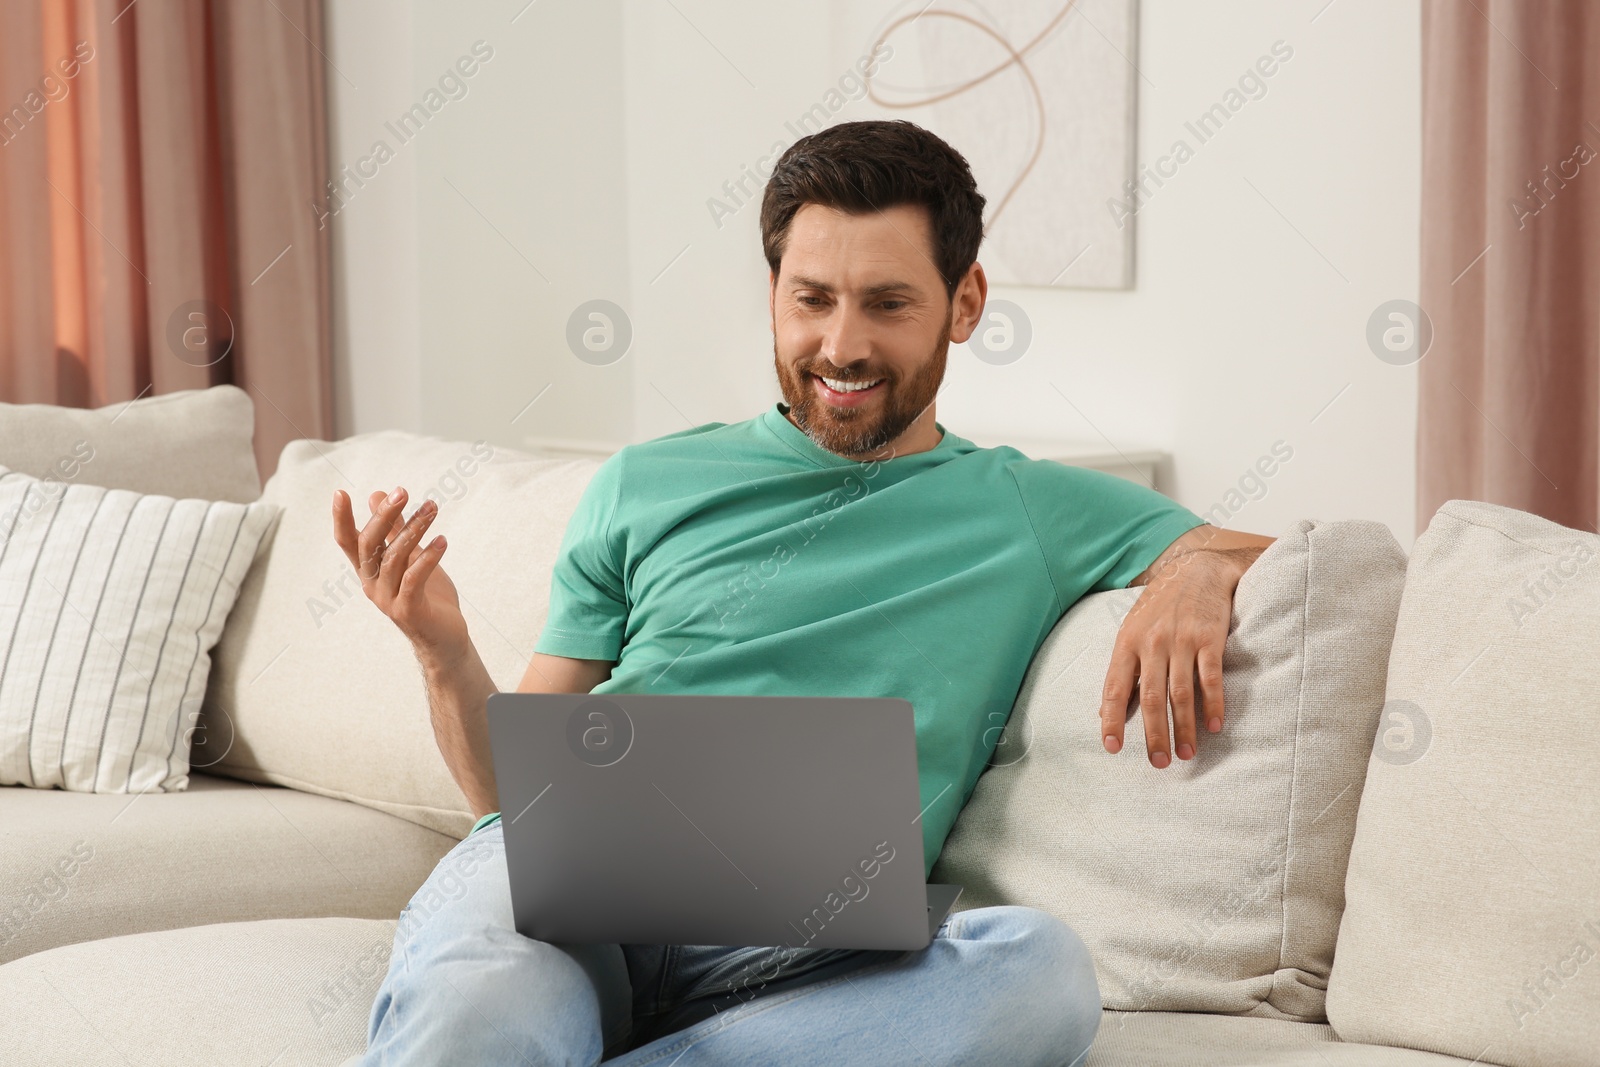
[
  {"xmin": 519, "ymin": 436, "xmax": 626, "ymax": 459},
  {"xmin": 960, "ymin": 434, "xmax": 1166, "ymax": 489}
]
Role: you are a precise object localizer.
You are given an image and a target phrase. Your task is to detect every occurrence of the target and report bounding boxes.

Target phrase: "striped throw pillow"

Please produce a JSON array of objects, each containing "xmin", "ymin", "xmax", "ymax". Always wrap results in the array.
[{"xmin": 0, "ymin": 465, "xmax": 279, "ymax": 793}]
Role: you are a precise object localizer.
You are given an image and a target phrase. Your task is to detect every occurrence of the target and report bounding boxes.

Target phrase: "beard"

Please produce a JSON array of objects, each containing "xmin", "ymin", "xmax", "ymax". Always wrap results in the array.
[{"xmin": 773, "ymin": 305, "xmax": 951, "ymax": 460}]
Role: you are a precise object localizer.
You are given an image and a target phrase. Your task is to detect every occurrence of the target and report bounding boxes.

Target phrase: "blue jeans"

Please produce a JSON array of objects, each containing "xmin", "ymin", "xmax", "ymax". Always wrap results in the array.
[{"xmin": 361, "ymin": 821, "xmax": 1101, "ymax": 1066}]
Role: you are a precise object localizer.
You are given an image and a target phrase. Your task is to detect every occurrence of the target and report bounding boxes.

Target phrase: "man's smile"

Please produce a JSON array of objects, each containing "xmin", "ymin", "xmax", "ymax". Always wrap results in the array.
[{"xmin": 811, "ymin": 373, "xmax": 887, "ymax": 407}]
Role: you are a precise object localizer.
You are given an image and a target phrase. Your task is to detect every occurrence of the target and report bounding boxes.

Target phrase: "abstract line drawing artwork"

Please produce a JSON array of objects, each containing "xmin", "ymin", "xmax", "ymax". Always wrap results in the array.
[{"xmin": 857, "ymin": 0, "xmax": 1140, "ymax": 290}]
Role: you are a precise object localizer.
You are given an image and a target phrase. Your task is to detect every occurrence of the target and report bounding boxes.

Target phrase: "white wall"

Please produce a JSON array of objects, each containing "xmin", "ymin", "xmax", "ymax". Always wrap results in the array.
[
  {"xmin": 325, "ymin": 0, "xmax": 423, "ymax": 438},
  {"xmin": 410, "ymin": 0, "xmax": 633, "ymax": 450},
  {"xmin": 326, "ymin": 0, "xmax": 633, "ymax": 448},
  {"xmin": 329, "ymin": 0, "xmax": 1421, "ymax": 544}
]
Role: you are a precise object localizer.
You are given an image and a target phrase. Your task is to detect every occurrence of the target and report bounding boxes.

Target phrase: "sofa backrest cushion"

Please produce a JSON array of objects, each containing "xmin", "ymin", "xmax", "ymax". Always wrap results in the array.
[
  {"xmin": 199, "ymin": 431, "xmax": 600, "ymax": 838},
  {"xmin": 931, "ymin": 518, "xmax": 1408, "ymax": 1020},
  {"xmin": 1326, "ymin": 500, "xmax": 1600, "ymax": 1062},
  {"xmin": 0, "ymin": 385, "xmax": 261, "ymax": 504}
]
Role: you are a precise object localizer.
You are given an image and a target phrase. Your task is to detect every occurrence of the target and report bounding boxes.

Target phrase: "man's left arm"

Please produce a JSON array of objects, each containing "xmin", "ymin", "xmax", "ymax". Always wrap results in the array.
[{"xmin": 1099, "ymin": 524, "xmax": 1275, "ymax": 769}]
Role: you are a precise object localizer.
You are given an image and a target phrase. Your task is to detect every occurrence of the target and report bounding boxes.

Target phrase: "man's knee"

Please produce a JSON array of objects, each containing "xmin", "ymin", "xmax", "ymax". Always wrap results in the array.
[
  {"xmin": 398, "ymin": 825, "xmax": 512, "ymax": 941},
  {"xmin": 368, "ymin": 825, "xmax": 625, "ymax": 1065},
  {"xmin": 960, "ymin": 906, "xmax": 1102, "ymax": 1059},
  {"xmin": 1028, "ymin": 910, "xmax": 1101, "ymax": 1049}
]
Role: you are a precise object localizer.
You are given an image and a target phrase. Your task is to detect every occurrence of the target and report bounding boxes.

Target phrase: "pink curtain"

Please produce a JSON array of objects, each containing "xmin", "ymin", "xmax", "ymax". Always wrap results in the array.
[
  {"xmin": 0, "ymin": 0, "xmax": 331, "ymax": 481},
  {"xmin": 1419, "ymin": 0, "xmax": 1600, "ymax": 535}
]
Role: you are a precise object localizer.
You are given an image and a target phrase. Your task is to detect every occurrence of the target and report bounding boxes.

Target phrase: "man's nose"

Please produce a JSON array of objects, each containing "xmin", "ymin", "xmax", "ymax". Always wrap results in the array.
[{"xmin": 819, "ymin": 304, "xmax": 871, "ymax": 367}]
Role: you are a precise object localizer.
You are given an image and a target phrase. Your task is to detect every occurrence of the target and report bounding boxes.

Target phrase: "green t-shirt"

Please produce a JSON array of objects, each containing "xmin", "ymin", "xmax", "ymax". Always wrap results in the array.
[{"xmin": 472, "ymin": 402, "xmax": 1205, "ymax": 875}]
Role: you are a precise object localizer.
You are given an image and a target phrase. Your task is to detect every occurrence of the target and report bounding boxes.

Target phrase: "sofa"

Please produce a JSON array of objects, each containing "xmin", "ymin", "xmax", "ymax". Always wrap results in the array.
[{"xmin": 1, "ymin": 384, "xmax": 1595, "ymax": 1066}]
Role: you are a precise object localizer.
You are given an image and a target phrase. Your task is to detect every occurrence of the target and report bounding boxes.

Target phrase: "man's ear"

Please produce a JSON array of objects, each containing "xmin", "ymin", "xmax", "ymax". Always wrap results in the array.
[{"xmin": 947, "ymin": 261, "xmax": 988, "ymax": 345}]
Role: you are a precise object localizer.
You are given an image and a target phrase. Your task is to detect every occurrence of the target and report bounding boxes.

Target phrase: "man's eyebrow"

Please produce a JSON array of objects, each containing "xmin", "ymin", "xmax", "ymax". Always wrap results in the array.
[{"xmin": 787, "ymin": 274, "xmax": 921, "ymax": 297}]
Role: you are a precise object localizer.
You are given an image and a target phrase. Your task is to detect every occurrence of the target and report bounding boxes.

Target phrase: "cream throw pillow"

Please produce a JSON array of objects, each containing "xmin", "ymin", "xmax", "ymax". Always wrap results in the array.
[
  {"xmin": 0, "ymin": 467, "xmax": 278, "ymax": 792},
  {"xmin": 1326, "ymin": 500, "xmax": 1600, "ymax": 1064},
  {"xmin": 932, "ymin": 518, "xmax": 1408, "ymax": 1020}
]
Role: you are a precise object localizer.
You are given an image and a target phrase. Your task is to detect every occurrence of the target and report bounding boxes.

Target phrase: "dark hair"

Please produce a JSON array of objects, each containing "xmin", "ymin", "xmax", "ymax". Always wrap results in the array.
[{"xmin": 760, "ymin": 119, "xmax": 986, "ymax": 301}]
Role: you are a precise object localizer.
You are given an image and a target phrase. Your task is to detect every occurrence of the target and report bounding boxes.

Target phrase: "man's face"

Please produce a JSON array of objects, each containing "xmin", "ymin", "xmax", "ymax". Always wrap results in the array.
[{"xmin": 769, "ymin": 203, "xmax": 958, "ymax": 461}]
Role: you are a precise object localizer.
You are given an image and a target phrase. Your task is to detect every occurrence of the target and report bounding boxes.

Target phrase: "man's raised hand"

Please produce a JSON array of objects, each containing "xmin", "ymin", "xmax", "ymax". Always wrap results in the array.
[{"xmin": 331, "ymin": 485, "xmax": 469, "ymax": 663}]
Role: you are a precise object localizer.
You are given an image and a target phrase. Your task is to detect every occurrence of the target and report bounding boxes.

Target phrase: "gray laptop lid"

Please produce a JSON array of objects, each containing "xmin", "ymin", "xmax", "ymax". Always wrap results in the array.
[{"xmin": 486, "ymin": 692, "xmax": 958, "ymax": 951}]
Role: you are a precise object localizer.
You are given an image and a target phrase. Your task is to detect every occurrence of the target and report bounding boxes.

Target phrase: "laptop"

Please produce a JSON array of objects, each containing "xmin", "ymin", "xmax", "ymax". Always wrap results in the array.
[{"xmin": 485, "ymin": 692, "xmax": 963, "ymax": 951}]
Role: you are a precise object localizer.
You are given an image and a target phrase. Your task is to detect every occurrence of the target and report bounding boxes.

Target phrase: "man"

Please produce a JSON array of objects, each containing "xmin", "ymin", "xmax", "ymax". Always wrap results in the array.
[{"xmin": 332, "ymin": 119, "xmax": 1272, "ymax": 1065}]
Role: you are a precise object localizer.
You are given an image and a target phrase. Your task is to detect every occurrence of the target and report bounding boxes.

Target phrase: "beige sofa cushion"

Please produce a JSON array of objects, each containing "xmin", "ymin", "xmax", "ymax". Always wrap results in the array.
[
  {"xmin": 201, "ymin": 431, "xmax": 601, "ymax": 838},
  {"xmin": 1087, "ymin": 1011, "xmax": 1479, "ymax": 1066},
  {"xmin": 0, "ymin": 916, "xmax": 393, "ymax": 1066},
  {"xmin": 932, "ymin": 518, "xmax": 1407, "ymax": 1020},
  {"xmin": 0, "ymin": 919, "xmax": 1480, "ymax": 1067},
  {"xmin": 0, "ymin": 773, "xmax": 451, "ymax": 964},
  {"xmin": 1326, "ymin": 500, "xmax": 1600, "ymax": 1065},
  {"xmin": 0, "ymin": 384, "xmax": 261, "ymax": 503}
]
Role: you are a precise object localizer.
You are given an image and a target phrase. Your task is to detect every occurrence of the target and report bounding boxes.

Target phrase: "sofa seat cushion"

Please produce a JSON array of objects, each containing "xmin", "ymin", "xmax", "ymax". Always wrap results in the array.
[
  {"xmin": 0, "ymin": 773, "xmax": 452, "ymax": 964},
  {"xmin": 1086, "ymin": 1011, "xmax": 1482, "ymax": 1065},
  {"xmin": 0, "ymin": 916, "xmax": 1481, "ymax": 1067},
  {"xmin": 0, "ymin": 916, "xmax": 393, "ymax": 1066}
]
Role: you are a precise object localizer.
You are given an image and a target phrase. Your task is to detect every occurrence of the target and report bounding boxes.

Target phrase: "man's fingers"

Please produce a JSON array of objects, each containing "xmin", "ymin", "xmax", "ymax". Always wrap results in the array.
[
  {"xmin": 1169, "ymin": 644, "xmax": 1198, "ymax": 761},
  {"xmin": 331, "ymin": 490, "xmax": 360, "ymax": 566},
  {"xmin": 369, "ymin": 490, "xmax": 409, "ymax": 543},
  {"xmin": 365, "ymin": 490, "xmax": 390, "ymax": 542},
  {"xmin": 366, "ymin": 490, "xmax": 411, "ymax": 567},
  {"xmin": 1138, "ymin": 649, "xmax": 1172, "ymax": 768},
  {"xmin": 1198, "ymin": 644, "xmax": 1225, "ymax": 732},
  {"xmin": 396, "ymin": 535, "xmax": 447, "ymax": 605},
  {"xmin": 378, "ymin": 499, "xmax": 438, "ymax": 596},
  {"xmin": 356, "ymin": 487, "xmax": 408, "ymax": 581},
  {"xmin": 1099, "ymin": 644, "xmax": 1140, "ymax": 754}
]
